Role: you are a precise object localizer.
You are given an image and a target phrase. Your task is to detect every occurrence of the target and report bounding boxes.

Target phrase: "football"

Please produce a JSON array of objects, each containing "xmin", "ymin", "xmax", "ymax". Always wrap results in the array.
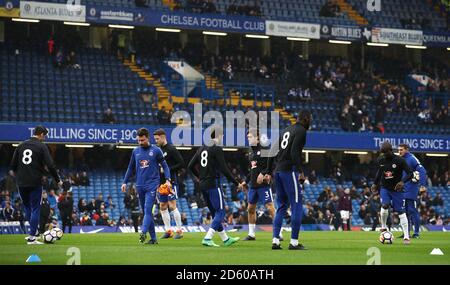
[
  {"xmin": 379, "ymin": 231, "xmax": 394, "ymax": 244},
  {"xmin": 51, "ymin": 228, "xmax": 63, "ymax": 240},
  {"xmin": 43, "ymin": 230, "xmax": 57, "ymax": 244},
  {"xmin": 158, "ymin": 184, "xmax": 172, "ymax": 196}
]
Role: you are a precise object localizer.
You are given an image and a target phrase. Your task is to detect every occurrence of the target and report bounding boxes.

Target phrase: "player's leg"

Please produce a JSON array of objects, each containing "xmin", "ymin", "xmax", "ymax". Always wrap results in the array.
[
  {"xmin": 144, "ymin": 186, "xmax": 158, "ymax": 243},
  {"xmin": 28, "ymin": 187, "xmax": 43, "ymax": 244},
  {"xmin": 283, "ymin": 171, "xmax": 306, "ymax": 250},
  {"xmin": 169, "ymin": 185, "xmax": 183, "ymax": 239},
  {"xmin": 244, "ymin": 188, "xmax": 258, "ymax": 240},
  {"xmin": 393, "ymin": 192, "xmax": 410, "ymax": 243},
  {"xmin": 202, "ymin": 188, "xmax": 223, "ymax": 247},
  {"xmin": 137, "ymin": 186, "xmax": 152, "ymax": 243},
  {"xmin": 408, "ymin": 199, "xmax": 420, "ymax": 238},
  {"xmin": 159, "ymin": 197, "xmax": 173, "ymax": 238},
  {"xmin": 214, "ymin": 187, "xmax": 238, "ymax": 246},
  {"xmin": 263, "ymin": 188, "xmax": 282, "ymax": 240},
  {"xmin": 379, "ymin": 188, "xmax": 391, "ymax": 231},
  {"xmin": 137, "ymin": 187, "xmax": 147, "ymax": 242},
  {"xmin": 340, "ymin": 210, "xmax": 347, "ymax": 231},
  {"xmin": 272, "ymin": 172, "xmax": 288, "ymax": 249}
]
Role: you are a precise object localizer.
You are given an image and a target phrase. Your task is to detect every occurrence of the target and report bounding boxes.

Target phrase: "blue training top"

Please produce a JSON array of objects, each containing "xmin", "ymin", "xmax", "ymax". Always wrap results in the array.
[
  {"xmin": 123, "ymin": 145, "xmax": 171, "ymax": 188},
  {"xmin": 402, "ymin": 152, "xmax": 427, "ymax": 200}
]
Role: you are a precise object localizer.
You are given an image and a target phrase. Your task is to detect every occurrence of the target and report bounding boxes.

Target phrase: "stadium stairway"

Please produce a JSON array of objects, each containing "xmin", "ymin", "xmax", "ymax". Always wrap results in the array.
[
  {"xmin": 336, "ymin": 0, "xmax": 369, "ymax": 26},
  {"xmin": 122, "ymin": 59, "xmax": 173, "ymax": 110},
  {"xmin": 194, "ymin": 66, "xmax": 225, "ymax": 97},
  {"xmin": 275, "ymin": 107, "xmax": 296, "ymax": 125}
]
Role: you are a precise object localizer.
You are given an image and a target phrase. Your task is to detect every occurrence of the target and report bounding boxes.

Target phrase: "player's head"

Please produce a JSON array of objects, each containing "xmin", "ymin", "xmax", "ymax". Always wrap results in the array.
[
  {"xmin": 137, "ymin": 128, "xmax": 150, "ymax": 147},
  {"xmin": 33, "ymin": 125, "xmax": 48, "ymax": 141},
  {"xmin": 153, "ymin": 128, "xmax": 167, "ymax": 147},
  {"xmin": 247, "ymin": 128, "xmax": 259, "ymax": 146},
  {"xmin": 380, "ymin": 141, "xmax": 393, "ymax": 158},
  {"xmin": 297, "ymin": 110, "xmax": 313, "ymax": 130},
  {"xmin": 398, "ymin": 144, "xmax": 409, "ymax": 156}
]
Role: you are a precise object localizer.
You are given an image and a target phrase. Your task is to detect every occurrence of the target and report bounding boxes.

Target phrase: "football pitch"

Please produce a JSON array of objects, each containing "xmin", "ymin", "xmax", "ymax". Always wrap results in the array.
[{"xmin": 0, "ymin": 231, "xmax": 448, "ymax": 265}]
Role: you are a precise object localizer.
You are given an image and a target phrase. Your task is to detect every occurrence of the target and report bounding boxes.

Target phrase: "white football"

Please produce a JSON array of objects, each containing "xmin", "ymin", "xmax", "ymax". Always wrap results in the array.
[
  {"xmin": 51, "ymin": 228, "xmax": 63, "ymax": 240},
  {"xmin": 43, "ymin": 230, "xmax": 57, "ymax": 244},
  {"xmin": 379, "ymin": 231, "xmax": 394, "ymax": 244}
]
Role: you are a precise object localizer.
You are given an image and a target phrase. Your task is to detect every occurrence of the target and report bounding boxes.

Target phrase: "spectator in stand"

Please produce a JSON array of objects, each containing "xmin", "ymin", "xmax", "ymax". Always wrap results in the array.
[
  {"xmin": 157, "ymin": 106, "xmax": 170, "ymax": 124},
  {"xmin": 0, "ymin": 171, "xmax": 16, "ymax": 193},
  {"xmin": 87, "ymin": 198, "xmax": 97, "ymax": 214},
  {"xmin": 374, "ymin": 122, "xmax": 385, "ymax": 133},
  {"xmin": 48, "ymin": 189, "xmax": 57, "ymax": 210},
  {"xmin": 432, "ymin": 193, "xmax": 444, "ymax": 207},
  {"xmin": 78, "ymin": 198, "xmax": 88, "ymax": 213},
  {"xmin": 309, "ymin": 170, "xmax": 319, "ymax": 184},
  {"xmin": 95, "ymin": 193, "xmax": 104, "ymax": 212},
  {"xmin": 181, "ymin": 212, "xmax": 188, "ymax": 226},
  {"xmin": 2, "ymin": 201, "xmax": 14, "ymax": 221},
  {"xmin": 80, "ymin": 212, "xmax": 93, "ymax": 226},
  {"xmin": 96, "ymin": 213, "xmax": 111, "ymax": 226},
  {"xmin": 105, "ymin": 196, "xmax": 116, "ymax": 212},
  {"xmin": 79, "ymin": 171, "xmax": 90, "ymax": 186},
  {"xmin": 203, "ymin": 0, "xmax": 217, "ymax": 13},
  {"xmin": 102, "ymin": 108, "xmax": 116, "ymax": 124},
  {"xmin": 320, "ymin": 0, "xmax": 341, "ymax": 17},
  {"xmin": 47, "ymin": 36, "xmax": 55, "ymax": 56}
]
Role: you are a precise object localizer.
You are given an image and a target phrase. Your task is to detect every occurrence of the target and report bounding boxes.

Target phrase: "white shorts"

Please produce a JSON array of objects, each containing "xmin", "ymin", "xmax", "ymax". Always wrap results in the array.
[{"xmin": 340, "ymin": 210, "xmax": 350, "ymax": 220}]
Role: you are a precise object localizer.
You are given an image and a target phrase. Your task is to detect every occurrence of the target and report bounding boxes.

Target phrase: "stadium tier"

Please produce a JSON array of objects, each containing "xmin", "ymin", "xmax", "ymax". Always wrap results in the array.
[{"xmin": 33, "ymin": 0, "xmax": 448, "ymax": 31}]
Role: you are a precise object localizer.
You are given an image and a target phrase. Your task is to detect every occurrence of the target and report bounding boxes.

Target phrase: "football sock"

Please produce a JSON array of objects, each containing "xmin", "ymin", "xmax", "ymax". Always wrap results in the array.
[
  {"xmin": 172, "ymin": 208, "xmax": 182, "ymax": 231},
  {"xmin": 248, "ymin": 224, "xmax": 256, "ymax": 237},
  {"xmin": 272, "ymin": 237, "xmax": 280, "ymax": 245},
  {"xmin": 399, "ymin": 213, "xmax": 410, "ymax": 239},
  {"xmin": 380, "ymin": 208, "xmax": 389, "ymax": 229},
  {"xmin": 161, "ymin": 209, "xmax": 171, "ymax": 231},
  {"xmin": 290, "ymin": 239, "xmax": 298, "ymax": 246},
  {"xmin": 279, "ymin": 228, "xmax": 283, "ymax": 239},
  {"xmin": 205, "ymin": 228, "xmax": 215, "ymax": 240},
  {"xmin": 218, "ymin": 230, "xmax": 229, "ymax": 242}
]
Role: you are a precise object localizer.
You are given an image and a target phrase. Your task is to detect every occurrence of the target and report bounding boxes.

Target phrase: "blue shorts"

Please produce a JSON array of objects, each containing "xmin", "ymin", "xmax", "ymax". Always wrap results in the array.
[
  {"xmin": 248, "ymin": 187, "xmax": 273, "ymax": 205},
  {"xmin": 157, "ymin": 184, "xmax": 178, "ymax": 203},
  {"xmin": 380, "ymin": 187, "xmax": 405, "ymax": 213}
]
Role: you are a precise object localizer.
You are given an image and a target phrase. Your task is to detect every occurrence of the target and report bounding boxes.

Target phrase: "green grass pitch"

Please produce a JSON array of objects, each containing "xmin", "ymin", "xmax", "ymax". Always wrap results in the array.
[{"xmin": 0, "ymin": 231, "xmax": 448, "ymax": 265}]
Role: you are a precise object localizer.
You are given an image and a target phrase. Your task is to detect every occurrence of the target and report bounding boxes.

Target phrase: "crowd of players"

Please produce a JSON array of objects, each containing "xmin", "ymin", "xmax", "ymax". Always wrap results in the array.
[{"xmin": 1, "ymin": 140, "xmax": 448, "ymax": 240}]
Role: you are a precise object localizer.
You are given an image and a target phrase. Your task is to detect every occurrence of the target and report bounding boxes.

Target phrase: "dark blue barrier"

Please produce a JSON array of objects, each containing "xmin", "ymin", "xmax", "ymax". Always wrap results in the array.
[{"xmin": 0, "ymin": 122, "xmax": 449, "ymax": 152}]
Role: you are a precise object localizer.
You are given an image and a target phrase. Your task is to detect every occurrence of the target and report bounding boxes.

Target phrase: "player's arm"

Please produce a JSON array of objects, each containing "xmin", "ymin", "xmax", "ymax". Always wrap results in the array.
[
  {"xmin": 395, "ymin": 157, "xmax": 413, "ymax": 191},
  {"xmin": 371, "ymin": 159, "xmax": 382, "ymax": 192},
  {"xmin": 9, "ymin": 145, "xmax": 20, "ymax": 173},
  {"xmin": 291, "ymin": 128, "xmax": 306, "ymax": 181},
  {"xmin": 42, "ymin": 145, "xmax": 61, "ymax": 185},
  {"xmin": 214, "ymin": 146, "xmax": 240, "ymax": 186},
  {"xmin": 400, "ymin": 158, "xmax": 413, "ymax": 183},
  {"xmin": 264, "ymin": 136, "xmax": 279, "ymax": 175},
  {"xmin": 122, "ymin": 150, "xmax": 136, "ymax": 192},
  {"xmin": 170, "ymin": 146, "xmax": 185, "ymax": 172},
  {"xmin": 156, "ymin": 149, "xmax": 171, "ymax": 185},
  {"xmin": 187, "ymin": 148, "xmax": 201, "ymax": 183},
  {"xmin": 418, "ymin": 166, "xmax": 427, "ymax": 187}
]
